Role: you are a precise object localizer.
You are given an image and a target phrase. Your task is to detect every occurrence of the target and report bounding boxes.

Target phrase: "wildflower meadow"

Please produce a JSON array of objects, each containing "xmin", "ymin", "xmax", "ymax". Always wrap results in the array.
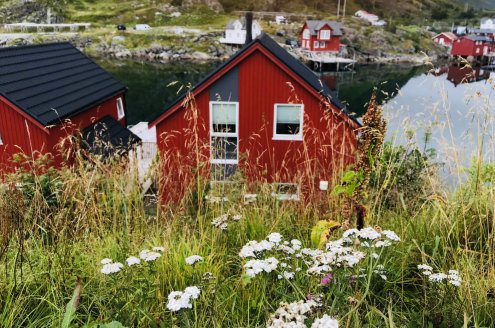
[{"xmin": 1, "ymin": 82, "xmax": 495, "ymax": 327}]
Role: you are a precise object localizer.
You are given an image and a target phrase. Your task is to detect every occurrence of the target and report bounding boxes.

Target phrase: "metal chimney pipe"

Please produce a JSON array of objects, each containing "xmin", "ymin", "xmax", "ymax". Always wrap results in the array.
[{"xmin": 245, "ymin": 12, "xmax": 253, "ymax": 45}]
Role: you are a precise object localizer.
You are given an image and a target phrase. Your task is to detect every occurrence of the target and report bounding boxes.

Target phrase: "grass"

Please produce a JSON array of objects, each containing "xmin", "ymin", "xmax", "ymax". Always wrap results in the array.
[{"xmin": 1, "ymin": 75, "xmax": 495, "ymax": 327}]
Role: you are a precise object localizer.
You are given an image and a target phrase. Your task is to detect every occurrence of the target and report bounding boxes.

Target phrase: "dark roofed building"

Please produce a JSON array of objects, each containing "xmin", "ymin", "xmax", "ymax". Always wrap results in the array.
[
  {"xmin": 0, "ymin": 42, "xmax": 138, "ymax": 172},
  {"xmin": 149, "ymin": 33, "xmax": 359, "ymax": 203}
]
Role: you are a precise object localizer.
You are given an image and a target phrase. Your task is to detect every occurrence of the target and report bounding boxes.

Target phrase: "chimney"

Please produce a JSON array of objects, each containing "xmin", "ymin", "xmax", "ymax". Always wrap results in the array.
[{"xmin": 245, "ymin": 12, "xmax": 253, "ymax": 45}]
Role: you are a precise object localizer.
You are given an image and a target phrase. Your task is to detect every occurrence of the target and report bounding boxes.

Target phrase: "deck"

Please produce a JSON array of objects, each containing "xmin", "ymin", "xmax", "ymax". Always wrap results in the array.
[{"xmin": 3, "ymin": 23, "xmax": 91, "ymax": 32}]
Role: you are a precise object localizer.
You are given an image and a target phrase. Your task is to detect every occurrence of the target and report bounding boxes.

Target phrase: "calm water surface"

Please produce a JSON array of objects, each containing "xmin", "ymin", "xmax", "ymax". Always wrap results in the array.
[{"xmin": 97, "ymin": 59, "xmax": 495, "ymax": 178}]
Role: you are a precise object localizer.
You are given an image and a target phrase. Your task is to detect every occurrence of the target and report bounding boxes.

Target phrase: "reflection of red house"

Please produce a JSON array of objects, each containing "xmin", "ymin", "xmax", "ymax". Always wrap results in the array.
[
  {"xmin": 300, "ymin": 20, "xmax": 343, "ymax": 52},
  {"xmin": 447, "ymin": 66, "xmax": 491, "ymax": 86},
  {"xmin": 0, "ymin": 43, "xmax": 140, "ymax": 173},
  {"xmin": 149, "ymin": 34, "xmax": 359, "ymax": 202},
  {"xmin": 432, "ymin": 32, "xmax": 458, "ymax": 47},
  {"xmin": 451, "ymin": 36, "xmax": 494, "ymax": 57}
]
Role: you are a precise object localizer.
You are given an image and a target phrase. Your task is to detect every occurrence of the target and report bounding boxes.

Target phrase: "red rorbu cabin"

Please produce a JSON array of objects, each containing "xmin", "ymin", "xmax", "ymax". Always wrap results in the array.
[
  {"xmin": 149, "ymin": 33, "xmax": 360, "ymax": 202},
  {"xmin": 451, "ymin": 36, "xmax": 495, "ymax": 57},
  {"xmin": 432, "ymin": 32, "xmax": 458, "ymax": 48},
  {"xmin": 0, "ymin": 43, "xmax": 140, "ymax": 173},
  {"xmin": 300, "ymin": 20, "xmax": 343, "ymax": 53}
]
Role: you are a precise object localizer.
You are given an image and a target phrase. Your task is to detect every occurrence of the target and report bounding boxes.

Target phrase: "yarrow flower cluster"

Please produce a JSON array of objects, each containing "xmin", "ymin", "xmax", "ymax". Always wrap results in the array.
[
  {"xmin": 418, "ymin": 264, "xmax": 462, "ymax": 286},
  {"xmin": 139, "ymin": 249, "xmax": 162, "ymax": 262},
  {"xmin": 166, "ymin": 286, "xmax": 201, "ymax": 312},
  {"xmin": 245, "ymin": 257, "xmax": 279, "ymax": 277},
  {"xmin": 185, "ymin": 255, "xmax": 203, "ymax": 265},
  {"xmin": 100, "ymin": 246, "xmax": 165, "ymax": 274},
  {"xmin": 311, "ymin": 314, "xmax": 339, "ymax": 328},
  {"xmin": 267, "ymin": 298, "xmax": 322, "ymax": 328},
  {"xmin": 101, "ymin": 260, "xmax": 124, "ymax": 275},
  {"xmin": 211, "ymin": 213, "xmax": 242, "ymax": 230}
]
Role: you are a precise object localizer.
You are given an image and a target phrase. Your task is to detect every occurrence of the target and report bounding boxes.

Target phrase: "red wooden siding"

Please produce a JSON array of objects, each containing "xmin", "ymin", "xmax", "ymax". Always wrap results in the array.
[
  {"xmin": 451, "ymin": 37, "xmax": 494, "ymax": 57},
  {"xmin": 0, "ymin": 93, "xmax": 126, "ymax": 173},
  {"xmin": 300, "ymin": 23, "xmax": 341, "ymax": 52},
  {"xmin": 155, "ymin": 46, "xmax": 357, "ymax": 202}
]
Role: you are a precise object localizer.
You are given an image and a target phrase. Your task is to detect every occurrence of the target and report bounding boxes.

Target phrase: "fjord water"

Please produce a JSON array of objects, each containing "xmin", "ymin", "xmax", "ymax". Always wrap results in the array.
[{"xmin": 98, "ymin": 59, "xmax": 495, "ymax": 176}]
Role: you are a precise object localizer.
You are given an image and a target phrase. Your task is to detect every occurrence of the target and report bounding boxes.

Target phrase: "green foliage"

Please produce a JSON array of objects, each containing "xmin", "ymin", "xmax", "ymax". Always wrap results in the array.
[{"xmin": 332, "ymin": 169, "xmax": 364, "ymax": 198}]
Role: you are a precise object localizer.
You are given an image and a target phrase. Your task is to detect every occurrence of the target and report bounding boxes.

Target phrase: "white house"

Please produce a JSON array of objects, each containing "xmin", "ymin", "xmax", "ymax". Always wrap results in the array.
[
  {"xmin": 219, "ymin": 18, "xmax": 262, "ymax": 45},
  {"xmin": 355, "ymin": 10, "xmax": 378, "ymax": 23},
  {"xmin": 481, "ymin": 17, "xmax": 495, "ymax": 30}
]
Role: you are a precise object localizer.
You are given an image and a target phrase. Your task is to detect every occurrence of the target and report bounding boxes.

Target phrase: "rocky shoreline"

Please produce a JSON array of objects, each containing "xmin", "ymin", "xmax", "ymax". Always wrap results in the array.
[{"xmin": 0, "ymin": 31, "xmax": 431, "ymax": 66}]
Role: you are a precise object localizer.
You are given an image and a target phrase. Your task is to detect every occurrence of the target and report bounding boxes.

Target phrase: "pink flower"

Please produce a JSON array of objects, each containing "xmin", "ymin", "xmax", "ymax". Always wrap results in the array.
[{"xmin": 321, "ymin": 273, "xmax": 335, "ymax": 286}]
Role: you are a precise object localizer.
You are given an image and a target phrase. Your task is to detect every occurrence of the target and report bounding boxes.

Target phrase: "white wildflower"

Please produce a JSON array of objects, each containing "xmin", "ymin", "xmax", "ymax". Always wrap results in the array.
[
  {"xmin": 101, "ymin": 258, "xmax": 113, "ymax": 265},
  {"xmin": 212, "ymin": 214, "xmax": 229, "ymax": 230},
  {"xmin": 126, "ymin": 256, "xmax": 141, "ymax": 266},
  {"xmin": 429, "ymin": 273, "xmax": 448, "ymax": 282},
  {"xmin": 232, "ymin": 214, "xmax": 242, "ymax": 221},
  {"xmin": 185, "ymin": 255, "xmax": 203, "ymax": 265},
  {"xmin": 267, "ymin": 299, "xmax": 321, "ymax": 328},
  {"xmin": 382, "ymin": 230, "xmax": 401, "ymax": 241},
  {"xmin": 244, "ymin": 257, "xmax": 279, "ymax": 277},
  {"xmin": 291, "ymin": 239, "xmax": 302, "ymax": 250},
  {"xmin": 417, "ymin": 264, "xmax": 433, "ymax": 271},
  {"xmin": 153, "ymin": 246, "xmax": 165, "ymax": 252},
  {"xmin": 342, "ymin": 228, "xmax": 359, "ymax": 238},
  {"xmin": 358, "ymin": 227, "xmax": 381, "ymax": 240},
  {"xmin": 268, "ymin": 232, "xmax": 283, "ymax": 244},
  {"xmin": 282, "ymin": 271, "xmax": 295, "ymax": 280},
  {"xmin": 166, "ymin": 286, "xmax": 201, "ymax": 312},
  {"xmin": 239, "ymin": 240, "xmax": 274, "ymax": 258},
  {"xmin": 101, "ymin": 262, "xmax": 124, "ymax": 275},
  {"xmin": 139, "ymin": 249, "xmax": 161, "ymax": 262},
  {"xmin": 311, "ymin": 314, "xmax": 339, "ymax": 328}
]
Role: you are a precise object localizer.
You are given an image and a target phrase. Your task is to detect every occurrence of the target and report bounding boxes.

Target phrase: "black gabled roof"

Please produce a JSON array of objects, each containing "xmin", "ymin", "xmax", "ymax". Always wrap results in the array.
[
  {"xmin": 81, "ymin": 116, "xmax": 141, "ymax": 158},
  {"xmin": 150, "ymin": 33, "xmax": 356, "ymax": 125},
  {"xmin": 0, "ymin": 42, "xmax": 126, "ymax": 126}
]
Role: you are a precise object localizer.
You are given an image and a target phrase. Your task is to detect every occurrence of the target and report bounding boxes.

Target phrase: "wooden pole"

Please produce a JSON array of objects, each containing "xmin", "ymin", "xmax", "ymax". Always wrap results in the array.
[{"xmin": 337, "ymin": 0, "xmax": 341, "ymax": 18}]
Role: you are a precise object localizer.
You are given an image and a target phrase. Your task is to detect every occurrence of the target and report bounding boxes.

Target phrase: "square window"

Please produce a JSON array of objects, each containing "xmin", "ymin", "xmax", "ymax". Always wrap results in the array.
[
  {"xmin": 319, "ymin": 30, "xmax": 330, "ymax": 40},
  {"xmin": 211, "ymin": 102, "xmax": 237, "ymax": 133},
  {"xmin": 273, "ymin": 104, "xmax": 303, "ymax": 140},
  {"xmin": 116, "ymin": 97, "xmax": 125, "ymax": 119}
]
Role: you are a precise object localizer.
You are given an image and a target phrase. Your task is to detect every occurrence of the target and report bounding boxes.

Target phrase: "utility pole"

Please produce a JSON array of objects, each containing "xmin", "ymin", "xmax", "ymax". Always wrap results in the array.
[
  {"xmin": 342, "ymin": 0, "xmax": 347, "ymax": 19},
  {"xmin": 337, "ymin": 0, "xmax": 341, "ymax": 18}
]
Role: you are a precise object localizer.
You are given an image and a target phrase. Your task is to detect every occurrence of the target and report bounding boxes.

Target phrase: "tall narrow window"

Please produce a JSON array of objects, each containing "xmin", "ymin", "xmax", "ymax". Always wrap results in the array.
[
  {"xmin": 273, "ymin": 104, "xmax": 304, "ymax": 140},
  {"xmin": 210, "ymin": 101, "xmax": 238, "ymax": 180},
  {"xmin": 0, "ymin": 131, "xmax": 3, "ymax": 145},
  {"xmin": 116, "ymin": 97, "xmax": 125, "ymax": 120},
  {"xmin": 314, "ymin": 41, "xmax": 319, "ymax": 49}
]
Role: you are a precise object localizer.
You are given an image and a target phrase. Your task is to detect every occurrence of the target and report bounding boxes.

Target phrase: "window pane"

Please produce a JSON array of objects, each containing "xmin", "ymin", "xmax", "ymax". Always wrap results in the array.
[
  {"xmin": 211, "ymin": 136, "xmax": 237, "ymax": 160},
  {"xmin": 211, "ymin": 164, "xmax": 237, "ymax": 180},
  {"xmin": 212, "ymin": 103, "xmax": 236, "ymax": 133},
  {"xmin": 276, "ymin": 105, "xmax": 301, "ymax": 135},
  {"xmin": 275, "ymin": 184, "xmax": 298, "ymax": 195}
]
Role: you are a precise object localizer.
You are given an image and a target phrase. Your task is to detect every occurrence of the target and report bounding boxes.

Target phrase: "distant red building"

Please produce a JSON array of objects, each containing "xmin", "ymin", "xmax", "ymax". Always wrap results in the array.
[
  {"xmin": 149, "ymin": 34, "xmax": 359, "ymax": 202},
  {"xmin": 0, "ymin": 43, "xmax": 140, "ymax": 173},
  {"xmin": 451, "ymin": 36, "xmax": 495, "ymax": 57},
  {"xmin": 300, "ymin": 20, "xmax": 343, "ymax": 52},
  {"xmin": 432, "ymin": 32, "xmax": 458, "ymax": 47}
]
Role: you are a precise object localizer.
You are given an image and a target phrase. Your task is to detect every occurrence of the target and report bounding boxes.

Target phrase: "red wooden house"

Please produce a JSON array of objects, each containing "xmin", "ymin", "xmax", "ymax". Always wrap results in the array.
[
  {"xmin": 432, "ymin": 32, "xmax": 458, "ymax": 47},
  {"xmin": 149, "ymin": 33, "xmax": 359, "ymax": 201},
  {"xmin": 451, "ymin": 36, "xmax": 495, "ymax": 57},
  {"xmin": 447, "ymin": 66, "xmax": 491, "ymax": 86},
  {"xmin": 300, "ymin": 20, "xmax": 343, "ymax": 52},
  {"xmin": 0, "ymin": 43, "xmax": 140, "ymax": 173}
]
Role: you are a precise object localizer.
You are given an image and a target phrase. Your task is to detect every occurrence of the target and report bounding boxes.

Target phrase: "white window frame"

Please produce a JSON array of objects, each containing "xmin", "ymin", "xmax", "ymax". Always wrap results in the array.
[
  {"xmin": 314, "ymin": 41, "xmax": 319, "ymax": 49},
  {"xmin": 273, "ymin": 103, "xmax": 304, "ymax": 141},
  {"xmin": 271, "ymin": 183, "xmax": 300, "ymax": 201},
  {"xmin": 116, "ymin": 97, "xmax": 125, "ymax": 120},
  {"xmin": 0, "ymin": 130, "xmax": 3, "ymax": 145},
  {"xmin": 302, "ymin": 29, "xmax": 310, "ymax": 39},
  {"xmin": 209, "ymin": 101, "xmax": 239, "ymax": 165},
  {"xmin": 320, "ymin": 41, "xmax": 326, "ymax": 48},
  {"xmin": 319, "ymin": 29, "xmax": 330, "ymax": 40}
]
